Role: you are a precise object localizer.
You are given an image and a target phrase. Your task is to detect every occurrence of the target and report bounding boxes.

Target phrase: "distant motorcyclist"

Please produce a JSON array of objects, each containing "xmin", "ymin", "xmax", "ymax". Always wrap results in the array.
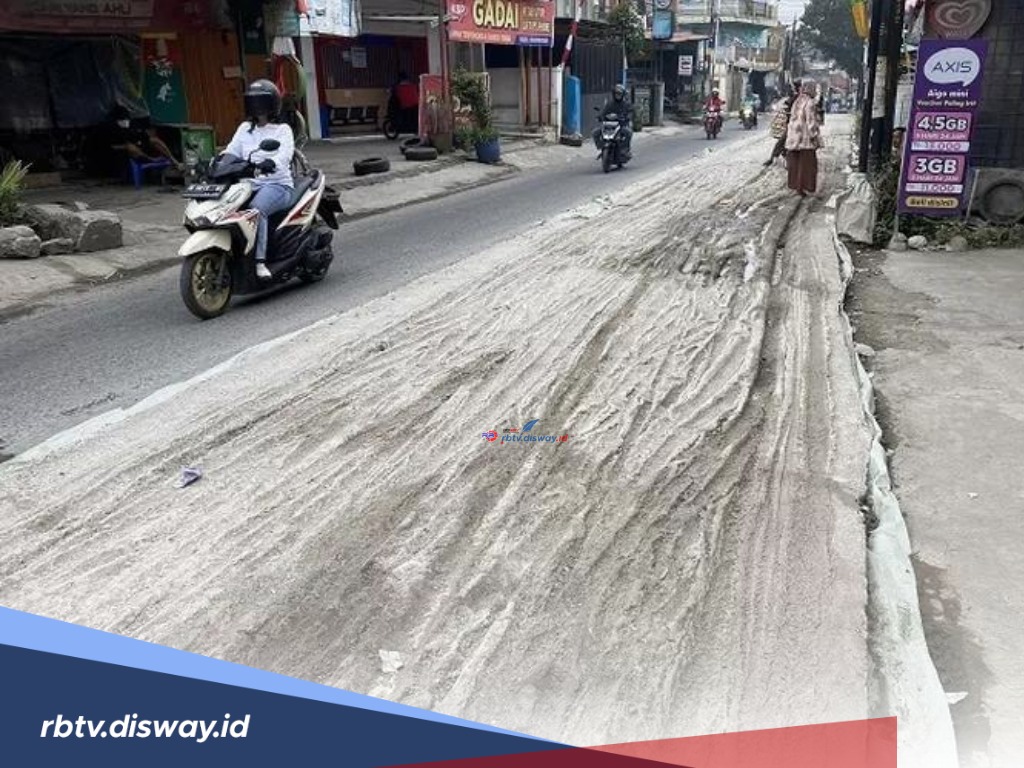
[
  {"xmin": 705, "ymin": 88, "xmax": 725, "ymax": 113},
  {"xmin": 593, "ymin": 84, "xmax": 633, "ymax": 158}
]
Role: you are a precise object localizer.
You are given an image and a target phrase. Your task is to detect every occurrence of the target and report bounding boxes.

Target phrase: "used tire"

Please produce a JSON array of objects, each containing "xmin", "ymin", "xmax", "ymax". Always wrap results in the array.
[
  {"xmin": 353, "ymin": 157, "xmax": 390, "ymax": 176},
  {"xmin": 560, "ymin": 134, "xmax": 584, "ymax": 147},
  {"xmin": 400, "ymin": 136, "xmax": 425, "ymax": 154},
  {"xmin": 405, "ymin": 146, "xmax": 439, "ymax": 161}
]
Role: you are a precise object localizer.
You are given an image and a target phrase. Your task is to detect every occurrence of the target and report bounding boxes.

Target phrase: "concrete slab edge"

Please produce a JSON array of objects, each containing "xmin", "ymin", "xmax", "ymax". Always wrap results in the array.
[{"xmin": 831, "ymin": 225, "xmax": 959, "ymax": 768}]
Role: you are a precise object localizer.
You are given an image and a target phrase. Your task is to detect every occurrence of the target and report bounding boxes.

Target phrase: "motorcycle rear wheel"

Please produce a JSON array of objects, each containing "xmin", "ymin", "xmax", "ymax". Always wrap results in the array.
[
  {"xmin": 180, "ymin": 250, "xmax": 232, "ymax": 320},
  {"xmin": 300, "ymin": 253, "xmax": 333, "ymax": 284},
  {"xmin": 383, "ymin": 119, "xmax": 399, "ymax": 140}
]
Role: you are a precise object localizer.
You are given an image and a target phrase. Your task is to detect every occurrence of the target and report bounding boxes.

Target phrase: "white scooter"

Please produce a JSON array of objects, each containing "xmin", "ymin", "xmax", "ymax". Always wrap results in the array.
[{"xmin": 178, "ymin": 139, "xmax": 343, "ymax": 320}]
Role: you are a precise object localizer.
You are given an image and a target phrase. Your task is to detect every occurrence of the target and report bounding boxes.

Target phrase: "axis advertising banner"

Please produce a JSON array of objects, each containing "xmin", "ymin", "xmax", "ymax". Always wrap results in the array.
[
  {"xmin": 898, "ymin": 38, "xmax": 988, "ymax": 215},
  {"xmin": 446, "ymin": 0, "xmax": 555, "ymax": 47}
]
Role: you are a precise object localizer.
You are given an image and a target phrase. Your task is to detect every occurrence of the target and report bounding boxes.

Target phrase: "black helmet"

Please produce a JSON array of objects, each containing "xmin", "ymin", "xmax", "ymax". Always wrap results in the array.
[
  {"xmin": 244, "ymin": 79, "xmax": 282, "ymax": 120},
  {"xmin": 613, "ymin": 84, "xmax": 626, "ymax": 100}
]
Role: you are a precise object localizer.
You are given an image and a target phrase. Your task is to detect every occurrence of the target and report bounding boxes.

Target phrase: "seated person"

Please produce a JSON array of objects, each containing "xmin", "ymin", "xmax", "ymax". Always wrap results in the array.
[{"xmin": 102, "ymin": 105, "xmax": 183, "ymax": 172}]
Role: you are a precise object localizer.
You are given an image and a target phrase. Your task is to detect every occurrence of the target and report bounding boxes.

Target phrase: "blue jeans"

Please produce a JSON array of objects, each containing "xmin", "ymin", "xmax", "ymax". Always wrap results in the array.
[{"xmin": 250, "ymin": 183, "xmax": 293, "ymax": 263}]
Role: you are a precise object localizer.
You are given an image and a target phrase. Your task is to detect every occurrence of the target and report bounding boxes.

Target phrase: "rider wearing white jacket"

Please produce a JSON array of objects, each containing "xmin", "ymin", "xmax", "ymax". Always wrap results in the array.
[{"xmin": 224, "ymin": 80, "xmax": 295, "ymax": 280}]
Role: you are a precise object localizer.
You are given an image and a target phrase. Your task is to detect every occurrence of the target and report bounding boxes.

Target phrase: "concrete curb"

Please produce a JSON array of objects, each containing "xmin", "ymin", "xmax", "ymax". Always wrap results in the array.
[
  {"xmin": 832, "ymin": 223, "xmax": 959, "ymax": 768},
  {"xmin": 340, "ymin": 164, "xmax": 518, "ymax": 222}
]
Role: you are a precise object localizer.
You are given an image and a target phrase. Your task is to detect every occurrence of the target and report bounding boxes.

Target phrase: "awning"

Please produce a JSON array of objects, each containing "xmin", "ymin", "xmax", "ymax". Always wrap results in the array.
[
  {"xmin": 733, "ymin": 60, "xmax": 782, "ymax": 72},
  {"xmin": 647, "ymin": 31, "xmax": 713, "ymax": 43}
]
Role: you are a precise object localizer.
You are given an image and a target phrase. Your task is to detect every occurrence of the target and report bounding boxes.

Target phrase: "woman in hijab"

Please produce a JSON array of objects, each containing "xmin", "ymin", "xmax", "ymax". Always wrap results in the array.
[{"xmin": 784, "ymin": 80, "xmax": 822, "ymax": 196}]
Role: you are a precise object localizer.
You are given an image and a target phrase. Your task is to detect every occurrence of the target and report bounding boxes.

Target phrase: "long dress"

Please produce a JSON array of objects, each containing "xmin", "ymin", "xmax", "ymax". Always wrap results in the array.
[{"xmin": 784, "ymin": 94, "xmax": 821, "ymax": 195}]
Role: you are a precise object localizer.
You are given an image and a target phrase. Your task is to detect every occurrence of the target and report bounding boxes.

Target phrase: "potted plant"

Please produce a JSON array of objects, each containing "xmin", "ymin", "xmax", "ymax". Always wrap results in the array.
[
  {"xmin": 452, "ymin": 68, "xmax": 501, "ymax": 164},
  {"xmin": 471, "ymin": 125, "xmax": 501, "ymax": 164}
]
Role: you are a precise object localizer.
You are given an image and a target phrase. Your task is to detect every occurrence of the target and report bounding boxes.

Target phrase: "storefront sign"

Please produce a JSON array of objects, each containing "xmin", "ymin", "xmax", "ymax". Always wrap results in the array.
[
  {"xmin": 446, "ymin": 0, "xmax": 555, "ymax": 47},
  {"xmin": 0, "ymin": 0, "xmax": 210, "ymax": 32},
  {"xmin": 898, "ymin": 38, "xmax": 988, "ymax": 215},
  {"xmin": 265, "ymin": 0, "xmax": 300, "ymax": 37},
  {"xmin": 301, "ymin": 0, "xmax": 360, "ymax": 38},
  {"xmin": 678, "ymin": 55, "xmax": 693, "ymax": 76},
  {"xmin": 652, "ymin": 10, "xmax": 673, "ymax": 40},
  {"xmin": 142, "ymin": 35, "xmax": 187, "ymax": 124}
]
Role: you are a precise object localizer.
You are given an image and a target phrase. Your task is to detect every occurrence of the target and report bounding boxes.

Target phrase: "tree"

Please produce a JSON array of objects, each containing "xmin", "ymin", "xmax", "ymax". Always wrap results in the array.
[
  {"xmin": 607, "ymin": 1, "xmax": 647, "ymax": 63},
  {"xmin": 799, "ymin": 0, "xmax": 865, "ymax": 77}
]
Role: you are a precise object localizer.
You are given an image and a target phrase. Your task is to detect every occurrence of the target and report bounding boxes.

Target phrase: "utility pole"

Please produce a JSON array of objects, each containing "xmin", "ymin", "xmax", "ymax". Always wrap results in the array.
[
  {"xmin": 880, "ymin": 0, "xmax": 905, "ymax": 159},
  {"xmin": 858, "ymin": 0, "xmax": 884, "ymax": 173},
  {"xmin": 710, "ymin": 0, "xmax": 722, "ymax": 90}
]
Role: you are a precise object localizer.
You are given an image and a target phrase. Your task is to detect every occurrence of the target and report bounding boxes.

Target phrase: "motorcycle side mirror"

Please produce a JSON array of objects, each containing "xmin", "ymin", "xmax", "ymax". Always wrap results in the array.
[{"xmin": 259, "ymin": 138, "xmax": 281, "ymax": 152}]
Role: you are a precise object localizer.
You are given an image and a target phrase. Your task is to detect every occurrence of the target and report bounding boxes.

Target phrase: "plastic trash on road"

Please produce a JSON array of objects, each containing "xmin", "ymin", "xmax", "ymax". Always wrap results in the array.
[{"xmin": 175, "ymin": 466, "xmax": 203, "ymax": 488}]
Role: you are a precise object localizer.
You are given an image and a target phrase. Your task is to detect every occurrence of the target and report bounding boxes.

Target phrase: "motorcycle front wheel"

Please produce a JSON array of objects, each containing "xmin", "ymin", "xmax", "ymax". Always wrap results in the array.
[
  {"xmin": 180, "ymin": 250, "xmax": 232, "ymax": 320},
  {"xmin": 602, "ymin": 146, "xmax": 613, "ymax": 173}
]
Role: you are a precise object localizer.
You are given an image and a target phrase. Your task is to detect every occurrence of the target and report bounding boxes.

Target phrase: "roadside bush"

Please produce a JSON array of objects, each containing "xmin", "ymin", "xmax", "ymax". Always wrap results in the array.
[
  {"xmin": 869, "ymin": 157, "xmax": 1024, "ymax": 248},
  {"xmin": 0, "ymin": 160, "xmax": 30, "ymax": 227}
]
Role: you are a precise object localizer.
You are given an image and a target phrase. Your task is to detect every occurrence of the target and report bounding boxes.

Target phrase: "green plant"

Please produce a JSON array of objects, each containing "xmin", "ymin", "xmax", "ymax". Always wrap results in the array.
[
  {"xmin": 607, "ymin": 2, "xmax": 647, "ymax": 63},
  {"xmin": 868, "ymin": 158, "xmax": 1024, "ymax": 248},
  {"xmin": 451, "ymin": 68, "xmax": 492, "ymax": 135},
  {"xmin": 0, "ymin": 160, "xmax": 30, "ymax": 227}
]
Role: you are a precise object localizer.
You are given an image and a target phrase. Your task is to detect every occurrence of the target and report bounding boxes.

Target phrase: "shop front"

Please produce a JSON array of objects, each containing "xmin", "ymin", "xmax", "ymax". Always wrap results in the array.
[
  {"xmin": 0, "ymin": 0, "xmax": 241, "ymax": 179},
  {"xmin": 446, "ymin": 0, "xmax": 557, "ymax": 130}
]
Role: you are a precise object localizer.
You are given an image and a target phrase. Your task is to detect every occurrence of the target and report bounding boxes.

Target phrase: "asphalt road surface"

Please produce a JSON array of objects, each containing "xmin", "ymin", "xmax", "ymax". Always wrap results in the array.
[{"xmin": 0, "ymin": 124, "xmax": 761, "ymax": 457}]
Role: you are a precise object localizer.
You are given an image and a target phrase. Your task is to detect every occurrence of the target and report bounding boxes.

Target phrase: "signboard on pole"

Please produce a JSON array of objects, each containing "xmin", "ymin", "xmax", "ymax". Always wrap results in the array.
[
  {"xmin": 678, "ymin": 55, "xmax": 694, "ymax": 76},
  {"xmin": 446, "ymin": 1, "xmax": 555, "ymax": 47},
  {"xmin": 652, "ymin": 10, "xmax": 673, "ymax": 40},
  {"xmin": 898, "ymin": 38, "xmax": 988, "ymax": 215}
]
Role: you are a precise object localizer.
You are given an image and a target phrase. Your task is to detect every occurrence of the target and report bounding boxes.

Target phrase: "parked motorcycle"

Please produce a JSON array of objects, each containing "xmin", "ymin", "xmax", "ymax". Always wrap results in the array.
[
  {"xmin": 739, "ymin": 103, "xmax": 758, "ymax": 130},
  {"xmin": 383, "ymin": 92, "xmax": 418, "ymax": 140},
  {"xmin": 704, "ymin": 109, "xmax": 722, "ymax": 139},
  {"xmin": 178, "ymin": 139, "xmax": 343, "ymax": 320},
  {"xmin": 595, "ymin": 108, "xmax": 631, "ymax": 173}
]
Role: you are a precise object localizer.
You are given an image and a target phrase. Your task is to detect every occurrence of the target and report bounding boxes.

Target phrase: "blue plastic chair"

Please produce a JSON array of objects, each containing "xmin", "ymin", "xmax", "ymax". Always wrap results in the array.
[{"xmin": 129, "ymin": 157, "xmax": 172, "ymax": 189}]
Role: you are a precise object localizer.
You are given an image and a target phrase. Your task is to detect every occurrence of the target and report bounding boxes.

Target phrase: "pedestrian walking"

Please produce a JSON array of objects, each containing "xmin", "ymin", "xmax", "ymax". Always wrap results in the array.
[
  {"xmin": 785, "ymin": 81, "xmax": 822, "ymax": 196},
  {"xmin": 764, "ymin": 80, "xmax": 800, "ymax": 167}
]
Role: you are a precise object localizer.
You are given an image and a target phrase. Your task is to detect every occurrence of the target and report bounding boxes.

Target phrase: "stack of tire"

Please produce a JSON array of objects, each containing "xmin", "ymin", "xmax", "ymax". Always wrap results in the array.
[
  {"xmin": 400, "ymin": 137, "xmax": 438, "ymax": 162},
  {"xmin": 352, "ymin": 138, "xmax": 438, "ymax": 177}
]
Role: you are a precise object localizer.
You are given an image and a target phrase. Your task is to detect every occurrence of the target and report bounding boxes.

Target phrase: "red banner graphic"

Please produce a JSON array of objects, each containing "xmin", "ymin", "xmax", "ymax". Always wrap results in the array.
[{"xmin": 385, "ymin": 718, "xmax": 898, "ymax": 768}]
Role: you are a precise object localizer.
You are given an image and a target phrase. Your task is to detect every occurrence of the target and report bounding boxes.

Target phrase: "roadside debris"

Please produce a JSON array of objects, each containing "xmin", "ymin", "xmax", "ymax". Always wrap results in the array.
[
  {"xmin": 379, "ymin": 650, "xmax": 404, "ymax": 673},
  {"xmin": 175, "ymin": 466, "xmax": 203, "ymax": 488}
]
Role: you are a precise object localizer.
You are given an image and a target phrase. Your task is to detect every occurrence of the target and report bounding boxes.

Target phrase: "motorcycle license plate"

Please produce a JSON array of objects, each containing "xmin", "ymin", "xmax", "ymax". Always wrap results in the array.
[{"xmin": 183, "ymin": 183, "xmax": 226, "ymax": 200}]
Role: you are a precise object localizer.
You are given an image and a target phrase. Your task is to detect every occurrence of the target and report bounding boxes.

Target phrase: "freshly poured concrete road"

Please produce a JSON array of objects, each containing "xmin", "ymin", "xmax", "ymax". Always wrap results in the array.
[
  {"xmin": 0, "ymin": 119, "xmax": 955, "ymax": 764},
  {"xmin": 1, "ymin": 125, "xmax": 753, "ymax": 457}
]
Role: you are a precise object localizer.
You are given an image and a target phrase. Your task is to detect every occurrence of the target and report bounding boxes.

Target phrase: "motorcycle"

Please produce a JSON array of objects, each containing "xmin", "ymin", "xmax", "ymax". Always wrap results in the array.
[
  {"xmin": 595, "ymin": 108, "xmax": 631, "ymax": 173},
  {"xmin": 178, "ymin": 138, "xmax": 343, "ymax": 320},
  {"xmin": 704, "ymin": 109, "xmax": 722, "ymax": 139},
  {"xmin": 383, "ymin": 91, "xmax": 418, "ymax": 140},
  {"xmin": 739, "ymin": 103, "xmax": 758, "ymax": 130}
]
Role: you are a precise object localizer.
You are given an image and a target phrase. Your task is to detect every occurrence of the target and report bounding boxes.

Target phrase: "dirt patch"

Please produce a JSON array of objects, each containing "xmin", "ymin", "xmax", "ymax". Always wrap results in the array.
[{"xmin": 844, "ymin": 246, "xmax": 947, "ymax": 356}]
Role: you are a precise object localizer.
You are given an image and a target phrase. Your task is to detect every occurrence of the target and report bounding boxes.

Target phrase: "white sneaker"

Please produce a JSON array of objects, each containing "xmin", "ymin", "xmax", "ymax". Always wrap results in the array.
[{"xmin": 255, "ymin": 262, "xmax": 272, "ymax": 280}]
